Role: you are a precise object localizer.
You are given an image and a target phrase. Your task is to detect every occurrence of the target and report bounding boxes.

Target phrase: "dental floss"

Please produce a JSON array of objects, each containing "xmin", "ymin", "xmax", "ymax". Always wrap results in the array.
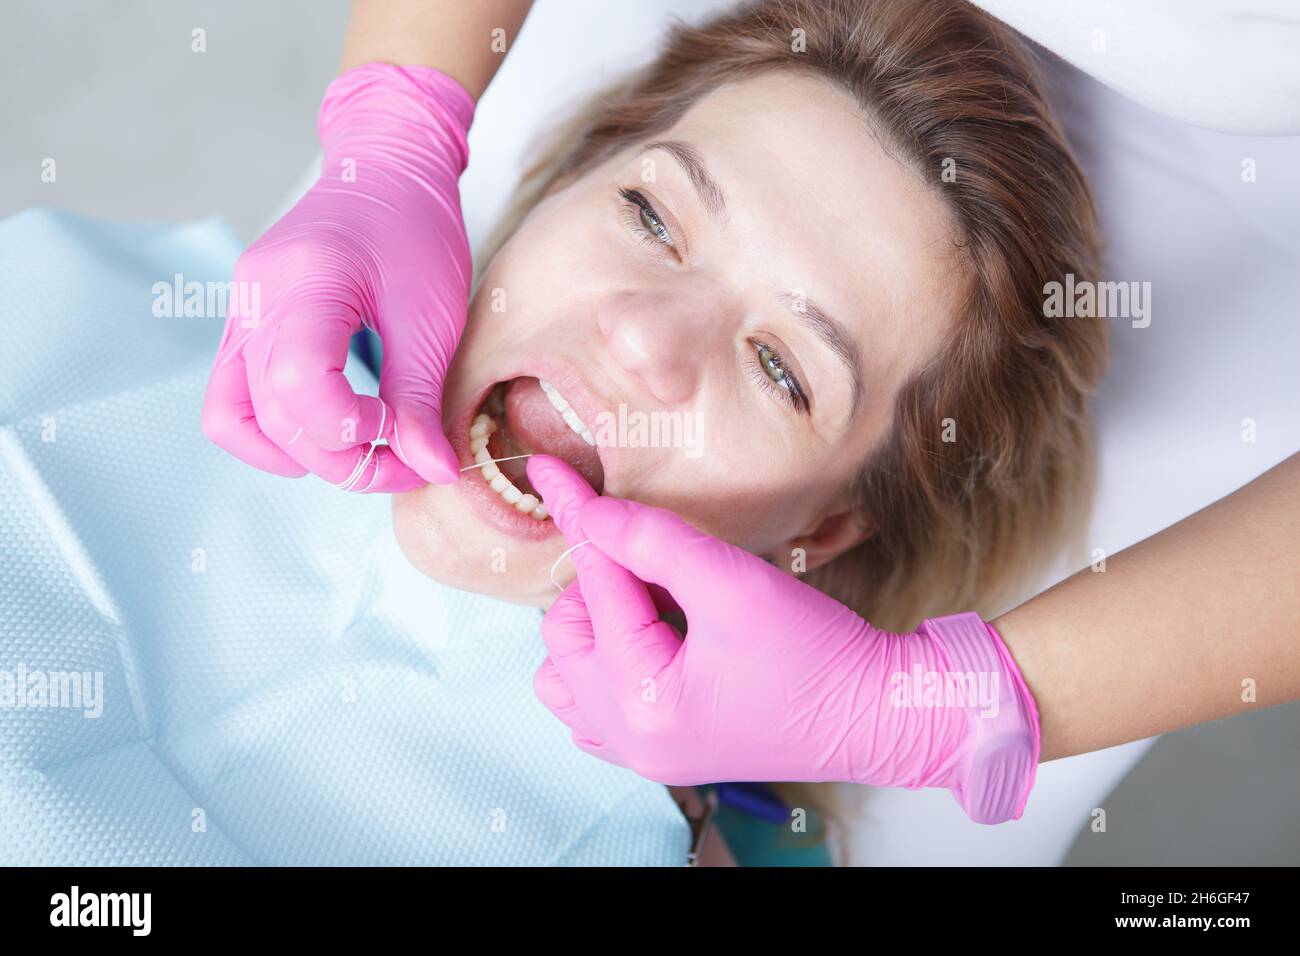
[
  {"xmin": 357, "ymin": 455, "xmax": 382, "ymax": 493},
  {"xmin": 336, "ymin": 401, "xmax": 388, "ymax": 493},
  {"xmin": 390, "ymin": 418, "xmax": 408, "ymax": 467},
  {"xmin": 373, "ymin": 399, "xmax": 388, "ymax": 445},
  {"xmin": 461, "ymin": 454, "xmax": 584, "ymax": 556},
  {"xmin": 458, "ymin": 453, "xmax": 534, "ymax": 473},
  {"xmin": 337, "ymin": 442, "xmax": 377, "ymax": 492},
  {"xmin": 550, "ymin": 538, "xmax": 593, "ymax": 592}
]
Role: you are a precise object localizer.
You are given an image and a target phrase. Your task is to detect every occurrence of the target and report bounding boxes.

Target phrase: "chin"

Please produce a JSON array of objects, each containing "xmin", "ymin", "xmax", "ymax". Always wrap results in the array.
[{"xmin": 391, "ymin": 487, "xmax": 563, "ymax": 609}]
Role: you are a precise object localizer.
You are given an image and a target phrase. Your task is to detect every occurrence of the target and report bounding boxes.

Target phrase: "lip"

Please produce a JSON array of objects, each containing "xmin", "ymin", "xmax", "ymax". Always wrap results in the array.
[{"xmin": 448, "ymin": 360, "xmax": 614, "ymax": 542}]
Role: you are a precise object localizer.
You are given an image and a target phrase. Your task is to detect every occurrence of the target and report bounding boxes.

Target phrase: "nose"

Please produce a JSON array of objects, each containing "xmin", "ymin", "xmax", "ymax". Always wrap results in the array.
[{"xmin": 597, "ymin": 283, "xmax": 732, "ymax": 406}]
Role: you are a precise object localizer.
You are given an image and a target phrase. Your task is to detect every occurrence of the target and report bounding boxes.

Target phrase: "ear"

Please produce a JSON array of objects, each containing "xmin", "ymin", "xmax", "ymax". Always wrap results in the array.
[{"xmin": 766, "ymin": 508, "xmax": 874, "ymax": 574}]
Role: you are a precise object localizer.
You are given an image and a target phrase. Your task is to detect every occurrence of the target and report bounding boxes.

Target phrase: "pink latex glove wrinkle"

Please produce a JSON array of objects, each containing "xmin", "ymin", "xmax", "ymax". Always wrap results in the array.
[
  {"xmin": 527, "ymin": 455, "xmax": 1043, "ymax": 825},
  {"xmin": 202, "ymin": 63, "xmax": 476, "ymax": 491}
]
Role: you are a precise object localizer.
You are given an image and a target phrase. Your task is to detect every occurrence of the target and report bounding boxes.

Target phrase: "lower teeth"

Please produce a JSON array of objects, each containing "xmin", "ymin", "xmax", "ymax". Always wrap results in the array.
[{"xmin": 470, "ymin": 412, "xmax": 549, "ymax": 520}]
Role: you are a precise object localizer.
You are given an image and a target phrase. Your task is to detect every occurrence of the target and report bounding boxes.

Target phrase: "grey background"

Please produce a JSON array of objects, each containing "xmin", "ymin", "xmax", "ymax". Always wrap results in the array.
[
  {"xmin": 1, "ymin": 0, "xmax": 350, "ymax": 241},
  {"xmin": 2, "ymin": 0, "xmax": 1296, "ymax": 865}
]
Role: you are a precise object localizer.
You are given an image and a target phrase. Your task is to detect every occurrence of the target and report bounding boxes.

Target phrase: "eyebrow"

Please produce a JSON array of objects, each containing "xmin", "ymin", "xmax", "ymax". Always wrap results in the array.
[
  {"xmin": 646, "ymin": 139, "xmax": 865, "ymax": 417},
  {"xmin": 776, "ymin": 292, "xmax": 866, "ymax": 418},
  {"xmin": 645, "ymin": 140, "xmax": 728, "ymax": 222}
]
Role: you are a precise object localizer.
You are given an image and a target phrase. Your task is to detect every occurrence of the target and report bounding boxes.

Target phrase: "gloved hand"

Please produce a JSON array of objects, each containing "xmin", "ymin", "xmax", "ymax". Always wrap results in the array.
[
  {"xmin": 526, "ymin": 455, "xmax": 1043, "ymax": 825},
  {"xmin": 202, "ymin": 62, "xmax": 476, "ymax": 491}
]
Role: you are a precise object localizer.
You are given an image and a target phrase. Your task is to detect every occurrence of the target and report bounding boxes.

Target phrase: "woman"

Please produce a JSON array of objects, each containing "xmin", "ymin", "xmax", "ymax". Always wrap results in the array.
[{"xmin": 391, "ymin": 0, "xmax": 1106, "ymax": 634}]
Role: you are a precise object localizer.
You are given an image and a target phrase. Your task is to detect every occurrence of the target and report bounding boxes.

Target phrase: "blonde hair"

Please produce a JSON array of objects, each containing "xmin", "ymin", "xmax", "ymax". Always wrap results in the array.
[{"xmin": 478, "ymin": 0, "xmax": 1107, "ymax": 859}]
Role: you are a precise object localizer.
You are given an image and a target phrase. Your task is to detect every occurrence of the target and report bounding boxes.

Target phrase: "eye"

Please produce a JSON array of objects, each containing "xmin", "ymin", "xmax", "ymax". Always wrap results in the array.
[
  {"xmin": 749, "ymin": 340, "xmax": 810, "ymax": 414},
  {"xmin": 618, "ymin": 188, "xmax": 675, "ymax": 250}
]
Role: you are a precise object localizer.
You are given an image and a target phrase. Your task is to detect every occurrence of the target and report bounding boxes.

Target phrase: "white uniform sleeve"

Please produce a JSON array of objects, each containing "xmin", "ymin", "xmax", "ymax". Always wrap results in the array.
[{"xmin": 969, "ymin": 0, "xmax": 1300, "ymax": 135}]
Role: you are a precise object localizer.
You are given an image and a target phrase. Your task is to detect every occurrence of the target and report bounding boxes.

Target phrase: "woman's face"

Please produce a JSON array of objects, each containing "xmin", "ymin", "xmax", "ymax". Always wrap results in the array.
[{"xmin": 394, "ymin": 71, "xmax": 960, "ymax": 606}]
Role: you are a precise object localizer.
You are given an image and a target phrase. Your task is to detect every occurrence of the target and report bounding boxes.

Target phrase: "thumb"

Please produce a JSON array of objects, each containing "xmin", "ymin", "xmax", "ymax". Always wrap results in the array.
[
  {"xmin": 378, "ymin": 346, "xmax": 460, "ymax": 485},
  {"xmin": 388, "ymin": 397, "xmax": 459, "ymax": 485},
  {"xmin": 374, "ymin": 255, "xmax": 471, "ymax": 486}
]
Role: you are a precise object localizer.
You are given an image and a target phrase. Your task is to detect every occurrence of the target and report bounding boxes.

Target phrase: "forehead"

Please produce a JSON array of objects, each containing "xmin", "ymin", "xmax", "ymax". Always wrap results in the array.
[{"xmin": 650, "ymin": 70, "xmax": 962, "ymax": 390}]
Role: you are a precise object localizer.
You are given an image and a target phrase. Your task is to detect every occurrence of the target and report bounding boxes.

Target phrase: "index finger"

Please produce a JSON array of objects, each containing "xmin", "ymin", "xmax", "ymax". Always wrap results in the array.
[{"xmin": 527, "ymin": 456, "xmax": 662, "ymax": 641}]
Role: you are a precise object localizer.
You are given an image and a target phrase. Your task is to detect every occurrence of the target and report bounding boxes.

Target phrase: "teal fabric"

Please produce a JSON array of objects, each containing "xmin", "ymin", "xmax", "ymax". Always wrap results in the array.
[
  {"xmin": 0, "ymin": 209, "xmax": 691, "ymax": 866},
  {"xmin": 699, "ymin": 787, "xmax": 834, "ymax": 867}
]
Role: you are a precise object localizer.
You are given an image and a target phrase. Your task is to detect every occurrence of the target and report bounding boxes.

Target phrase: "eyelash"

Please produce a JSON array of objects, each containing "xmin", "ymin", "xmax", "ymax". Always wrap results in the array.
[
  {"xmin": 617, "ymin": 186, "xmax": 810, "ymax": 416},
  {"xmin": 618, "ymin": 187, "xmax": 675, "ymax": 252},
  {"xmin": 749, "ymin": 341, "xmax": 810, "ymax": 414}
]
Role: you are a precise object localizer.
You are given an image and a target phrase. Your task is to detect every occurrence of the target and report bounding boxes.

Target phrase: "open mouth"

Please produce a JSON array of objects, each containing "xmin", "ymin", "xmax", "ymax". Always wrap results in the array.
[{"xmin": 468, "ymin": 377, "xmax": 606, "ymax": 520}]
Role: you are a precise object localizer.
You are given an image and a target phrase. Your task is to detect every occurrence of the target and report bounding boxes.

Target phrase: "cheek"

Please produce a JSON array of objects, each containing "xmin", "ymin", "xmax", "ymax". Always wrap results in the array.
[
  {"xmin": 492, "ymin": 197, "xmax": 596, "ymax": 284},
  {"xmin": 613, "ymin": 454, "xmax": 832, "ymax": 555},
  {"xmin": 693, "ymin": 495, "xmax": 792, "ymax": 552}
]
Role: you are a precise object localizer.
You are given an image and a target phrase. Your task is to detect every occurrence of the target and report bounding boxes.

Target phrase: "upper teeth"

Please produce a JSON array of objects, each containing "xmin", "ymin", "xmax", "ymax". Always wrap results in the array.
[{"xmin": 539, "ymin": 380, "xmax": 596, "ymax": 446}]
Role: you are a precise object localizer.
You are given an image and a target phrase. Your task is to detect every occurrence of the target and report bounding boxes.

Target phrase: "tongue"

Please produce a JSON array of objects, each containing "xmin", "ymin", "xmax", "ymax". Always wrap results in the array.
[{"xmin": 502, "ymin": 378, "xmax": 604, "ymax": 494}]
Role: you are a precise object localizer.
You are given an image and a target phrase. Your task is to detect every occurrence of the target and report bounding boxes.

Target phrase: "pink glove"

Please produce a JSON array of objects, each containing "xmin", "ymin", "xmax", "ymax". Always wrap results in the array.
[
  {"xmin": 527, "ymin": 456, "xmax": 1043, "ymax": 825},
  {"xmin": 201, "ymin": 63, "xmax": 476, "ymax": 491}
]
